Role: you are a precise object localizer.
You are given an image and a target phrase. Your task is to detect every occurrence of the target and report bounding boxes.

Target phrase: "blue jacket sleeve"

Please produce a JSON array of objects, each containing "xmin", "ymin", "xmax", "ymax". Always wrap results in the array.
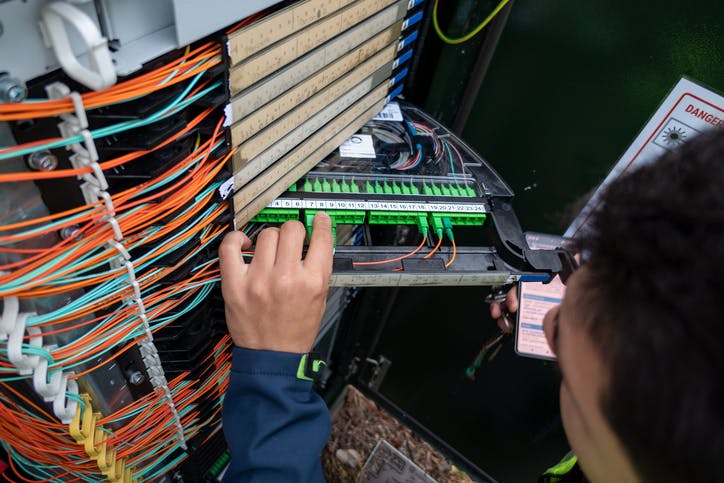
[{"xmin": 222, "ymin": 347, "xmax": 331, "ymax": 482}]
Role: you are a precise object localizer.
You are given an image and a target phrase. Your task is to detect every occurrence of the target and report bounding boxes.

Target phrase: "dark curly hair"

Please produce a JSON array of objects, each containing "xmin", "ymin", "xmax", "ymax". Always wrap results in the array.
[{"xmin": 577, "ymin": 127, "xmax": 724, "ymax": 482}]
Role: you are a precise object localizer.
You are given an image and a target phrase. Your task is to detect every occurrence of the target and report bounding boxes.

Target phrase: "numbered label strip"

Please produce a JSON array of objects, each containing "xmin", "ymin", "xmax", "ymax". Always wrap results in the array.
[{"xmin": 267, "ymin": 198, "xmax": 488, "ymax": 214}]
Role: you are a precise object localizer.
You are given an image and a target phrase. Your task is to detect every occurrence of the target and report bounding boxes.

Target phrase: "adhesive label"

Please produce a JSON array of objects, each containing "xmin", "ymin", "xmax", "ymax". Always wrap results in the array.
[
  {"xmin": 339, "ymin": 134, "xmax": 376, "ymax": 158},
  {"xmin": 372, "ymin": 101, "xmax": 403, "ymax": 121}
]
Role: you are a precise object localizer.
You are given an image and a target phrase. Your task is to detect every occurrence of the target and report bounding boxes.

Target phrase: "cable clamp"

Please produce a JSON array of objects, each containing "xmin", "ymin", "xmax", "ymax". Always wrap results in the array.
[
  {"xmin": 0, "ymin": 295, "xmax": 19, "ymax": 340},
  {"xmin": 39, "ymin": 3, "xmax": 117, "ymax": 91},
  {"xmin": 33, "ymin": 346, "xmax": 63, "ymax": 401},
  {"xmin": 53, "ymin": 374, "xmax": 79, "ymax": 424},
  {"xmin": 7, "ymin": 312, "xmax": 42, "ymax": 375}
]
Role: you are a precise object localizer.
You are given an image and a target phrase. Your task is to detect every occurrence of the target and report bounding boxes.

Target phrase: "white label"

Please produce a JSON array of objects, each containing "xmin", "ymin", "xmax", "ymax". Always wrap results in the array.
[
  {"xmin": 267, "ymin": 198, "xmax": 487, "ymax": 213},
  {"xmin": 339, "ymin": 134, "xmax": 376, "ymax": 158},
  {"xmin": 372, "ymin": 101, "xmax": 403, "ymax": 121},
  {"xmin": 565, "ymin": 78, "xmax": 724, "ymax": 238},
  {"xmin": 219, "ymin": 176, "xmax": 235, "ymax": 200},
  {"xmin": 223, "ymin": 104, "xmax": 233, "ymax": 127}
]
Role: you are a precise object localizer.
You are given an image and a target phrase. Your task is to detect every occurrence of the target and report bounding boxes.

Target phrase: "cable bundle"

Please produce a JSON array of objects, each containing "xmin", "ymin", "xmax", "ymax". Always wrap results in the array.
[{"xmin": 0, "ymin": 32, "xmax": 239, "ymax": 481}]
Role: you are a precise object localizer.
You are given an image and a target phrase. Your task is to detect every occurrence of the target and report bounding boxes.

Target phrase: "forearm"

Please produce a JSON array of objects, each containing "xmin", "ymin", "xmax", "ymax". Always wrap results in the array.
[{"xmin": 222, "ymin": 347, "xmax": 331, "ymax": 483}]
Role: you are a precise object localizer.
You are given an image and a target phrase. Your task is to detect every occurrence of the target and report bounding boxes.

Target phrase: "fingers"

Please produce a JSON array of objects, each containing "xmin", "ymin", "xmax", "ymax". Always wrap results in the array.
[
  {"xmin": 219, "ymin": 231, "xmax": 252, "ymax": 277},
  {"xmin": 304, "ymin": 212, "xmax": 334, "ymax": 275},
  {"xmin": 275, "ymin": 221, "xmax": 307, "ymax": 268},
  {"xmin": 252, "ymin": 227, "xmax": 280, "ymax": 270},
  {"xmin": 490, "ymin": 303, "xmax": 502, "ymax": 320},
  {"xmin": 505, "ymin": 287, "xmax": 518, "ymax": 313}
]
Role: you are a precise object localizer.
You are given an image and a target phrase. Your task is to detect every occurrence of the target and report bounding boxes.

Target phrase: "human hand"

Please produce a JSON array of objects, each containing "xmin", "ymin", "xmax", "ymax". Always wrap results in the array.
[
  {"xmin": 218, "ymin": 213, "xmax": 334, "ymax": 354},
  {"xmin": 489, "ymin": 286, "xmax": 518, "ymax": 333}
]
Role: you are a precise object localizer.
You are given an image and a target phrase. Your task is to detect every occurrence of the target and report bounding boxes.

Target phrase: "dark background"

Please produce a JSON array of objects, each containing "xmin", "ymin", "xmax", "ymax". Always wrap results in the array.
[{"xmin": 369, "ymin": 0, "xmax": 723, "ymax": 481}]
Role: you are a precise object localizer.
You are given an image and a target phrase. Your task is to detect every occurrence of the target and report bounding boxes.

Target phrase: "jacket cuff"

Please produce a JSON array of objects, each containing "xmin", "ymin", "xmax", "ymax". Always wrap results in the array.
[{"xmin": 231, "ymin": 347, "xmax": 306, "ymax": 378}]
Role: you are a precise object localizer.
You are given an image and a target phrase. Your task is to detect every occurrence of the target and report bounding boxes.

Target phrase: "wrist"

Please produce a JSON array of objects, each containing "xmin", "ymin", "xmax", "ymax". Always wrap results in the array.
[{"xmin": 231, "ymin": 335, "xmax": 313, "ymax": 354}]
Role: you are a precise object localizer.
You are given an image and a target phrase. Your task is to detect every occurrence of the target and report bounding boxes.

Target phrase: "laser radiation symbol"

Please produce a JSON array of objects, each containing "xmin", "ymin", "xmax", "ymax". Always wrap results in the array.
[{"xmin": 661, "ymin": 126, "xmax": 687, "ymax": 147}]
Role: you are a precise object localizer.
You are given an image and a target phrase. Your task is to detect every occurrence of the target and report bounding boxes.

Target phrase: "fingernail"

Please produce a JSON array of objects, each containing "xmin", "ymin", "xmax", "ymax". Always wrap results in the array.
[{"xmin": 315, "ymin": 211, "xmax": 330, "ymax": 221}]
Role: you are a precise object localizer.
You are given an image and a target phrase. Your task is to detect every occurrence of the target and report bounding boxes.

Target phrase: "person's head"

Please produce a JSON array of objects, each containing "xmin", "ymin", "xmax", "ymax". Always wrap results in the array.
[{"xmin": 543, "ymin": 128, "xmax": 724, "ymax": 482}]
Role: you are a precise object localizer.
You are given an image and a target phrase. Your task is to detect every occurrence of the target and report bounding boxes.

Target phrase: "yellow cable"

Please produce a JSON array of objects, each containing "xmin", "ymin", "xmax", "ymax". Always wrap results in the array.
[{"xmin": 433, "ymin": 0, "xmax": 511, "ymax": 45}]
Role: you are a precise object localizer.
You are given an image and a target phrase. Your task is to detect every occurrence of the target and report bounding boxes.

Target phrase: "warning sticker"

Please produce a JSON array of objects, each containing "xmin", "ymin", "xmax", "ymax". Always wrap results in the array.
[{"xmin": 565, "ymin": 78, "xmax": 724, "ymax": 238}]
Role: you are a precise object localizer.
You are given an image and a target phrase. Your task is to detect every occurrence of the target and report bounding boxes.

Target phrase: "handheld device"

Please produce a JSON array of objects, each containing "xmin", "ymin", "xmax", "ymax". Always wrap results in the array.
[{"xmin": 514, "ymin": 275, "xmax": 565, "ymax": 360}]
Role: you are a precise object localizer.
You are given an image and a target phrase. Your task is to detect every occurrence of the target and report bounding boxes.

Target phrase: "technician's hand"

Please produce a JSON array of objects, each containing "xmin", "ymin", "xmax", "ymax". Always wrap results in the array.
[
  {"xmin": 218, "ymin": 213, "xmax": 334, "ymax": 354},
  {"xmin": 489, "ymin": 286, "xmax": 518, "ymax": 333}
]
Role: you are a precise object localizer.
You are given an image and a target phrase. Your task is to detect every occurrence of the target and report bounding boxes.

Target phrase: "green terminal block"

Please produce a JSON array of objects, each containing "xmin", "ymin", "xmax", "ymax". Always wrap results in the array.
[
  {"xmin": 429, "ymin": 212, "xmax": 487, "ymax": 236},
  {"xmin": 251, "ymin": 208, "xmax": 300, "ymax": 223},
  {"xmin": 305, "ymin": 210, "xmax": 366, "ymax": 245},
  {"xmin": 207, "ymin": 451, "xmax": 231, "ymax": 479},
  {"xmin": 368, "ymin": 211, "xmax": 429, "ymax": 235}
]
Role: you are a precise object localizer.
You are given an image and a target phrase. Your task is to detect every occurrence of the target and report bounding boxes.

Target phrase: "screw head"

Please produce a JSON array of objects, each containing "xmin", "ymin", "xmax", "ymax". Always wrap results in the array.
[
  {"xmin": 127, "ymin": 370, "xmax": 145, "ymax": 386},
  {"xmin": 0, "ymin": 76, "xmax": 27, "ymax": 103},
  {"xmin": 27, "ymin": 151, "xmax": 58, "ymax": 171},
  {"xmin": 60, "ymin": 225, "xmax": 81, "ymax": 240}
]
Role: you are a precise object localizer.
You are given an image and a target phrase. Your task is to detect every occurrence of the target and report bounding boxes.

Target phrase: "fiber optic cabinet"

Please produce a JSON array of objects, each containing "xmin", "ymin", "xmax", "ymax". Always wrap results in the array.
[{"xmin": 0, "ymin": 1, "xmax": 568, "ymax": 481}]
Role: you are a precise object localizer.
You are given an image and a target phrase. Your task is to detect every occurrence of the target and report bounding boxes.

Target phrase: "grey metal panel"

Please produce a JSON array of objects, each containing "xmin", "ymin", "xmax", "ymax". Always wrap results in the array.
[
  {"xmin": 0, "ymin": 0, "xmax": 100, "ymax": 82},
  {"xmin": 0, "ymin": 0, "xmax": 281, "ymax": 83},
  {"xmin": 172, "ymin": 0, "xmax": 283, "ymax": 46}
]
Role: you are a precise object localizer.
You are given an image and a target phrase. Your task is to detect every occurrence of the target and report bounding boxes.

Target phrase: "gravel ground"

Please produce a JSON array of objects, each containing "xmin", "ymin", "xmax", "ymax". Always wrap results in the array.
[{"xmin": 322, "ymin": 386, "xmax": 475, "ymax": 483}]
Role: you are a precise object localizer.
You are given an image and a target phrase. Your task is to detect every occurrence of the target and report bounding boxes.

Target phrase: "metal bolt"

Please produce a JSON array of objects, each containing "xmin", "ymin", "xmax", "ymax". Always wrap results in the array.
[
  {"xmin": 60, "ymin": 225, "xmax": 81, "ymax": 240},
  {"xmin": 27, "ymin": 150, "xmax": 58, "ymax": 171},
  {"xmin": 126, "ymin": 370, "xmax": 145, "ymax": 386},
  {"xmin": 0, "ymin": 76, "xmax": 27, "ymax": 103}
]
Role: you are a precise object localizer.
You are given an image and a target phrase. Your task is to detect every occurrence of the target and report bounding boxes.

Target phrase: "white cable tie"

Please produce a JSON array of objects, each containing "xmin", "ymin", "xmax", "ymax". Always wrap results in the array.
[
  {"xmin": 0, "ymin": 295, "xmax": 19, "ymax": 340},
  {"xmin": 80, "ymin": 130, "xmax": 99, "ymax": 163},
  {"xmin": 107, "ymin": 240, "xmax": 131, "ymax": 261},
  {"xmin": 70, "ymin": 93, "xmax": 88, "ymax": 131},
  {"xmin": 88, "ymin": 163, "xmax": 107, "ymax": 191},
  {"xmin": 125, "ymin": 263, "xmax": 138, "ymax": 286},
  {"xmin": 7, "ymin": 312, "xmax": 42, "ymax": 375},
  {"xmin": 53, "ymin": 374, "xmax": 79, "ymax": 424},
  {"xmin": 45, "ymin": 81, "xmax": 71, "ymax": 101},
  {"xmin": 150, "ymin": 375, "xmax": 167, "ymax": 388},
  {"xmin": 68, "ymin": 145, "xmax": 90, "ymax": 169},
  {"xmin": 58, "ymin": 120, "xmax": 79, "ymax": 143},
  {"xmin": 79, "ymin": 181, "xmax": 99, "ymax": 206},
  {"xmin": 97, "ymin": 190, "xmax": 117, "ymax": 219}
]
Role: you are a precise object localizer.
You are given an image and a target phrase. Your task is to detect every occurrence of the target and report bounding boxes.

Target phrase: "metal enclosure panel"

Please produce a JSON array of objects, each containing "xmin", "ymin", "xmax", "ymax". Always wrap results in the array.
[
  {"xmin": 103, "ymin": 0, "xmax": 174, "ymax": 46},
  {"xmin": 0, "ymin": 1, "xmax": 100, "ymax": 81},
  {"xmin": 0, "ymin": 0, "xmax": 282, "ymax": 83},
  {"xmin": 172, "ymin": 0, "xmax": 283, "ymax": 46}
]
